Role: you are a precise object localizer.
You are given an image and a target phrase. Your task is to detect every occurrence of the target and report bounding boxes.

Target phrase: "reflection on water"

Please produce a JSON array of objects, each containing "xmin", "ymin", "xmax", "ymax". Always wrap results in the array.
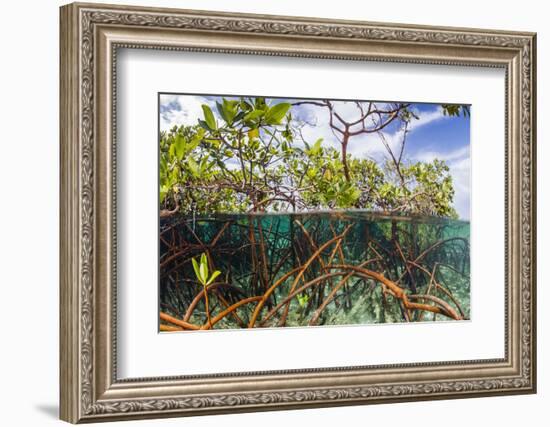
[{"xmin": 159, "ymin": 211, "xmax": 470, "ymax": 331}]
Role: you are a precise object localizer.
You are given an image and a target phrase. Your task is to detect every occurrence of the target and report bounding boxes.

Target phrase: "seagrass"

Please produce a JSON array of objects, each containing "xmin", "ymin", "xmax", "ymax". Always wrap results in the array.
[{"xmin": 60, "ymin": 2, "xmax": 536, "ymax": 423}]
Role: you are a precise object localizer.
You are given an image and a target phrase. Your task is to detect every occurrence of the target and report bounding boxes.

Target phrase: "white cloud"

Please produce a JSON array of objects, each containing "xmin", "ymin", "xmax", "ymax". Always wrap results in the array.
[
  {"xmin": 409, "ymin": 106, "xmax": 446, "ymax": 131},
  {"xmin": 159, "ymin": 94, "xmax": 214, "ymax": 131},
  {"xmin": 296, "ymin": 102, "xmax": 393, "ymax": 159},
  {"xmin": 448, "ymin": 156, "xmax": 471, "ymax": 220},
  {"xmin": 296, "ymin": 102, "xmax": 447, "ymax": 161},
  {"xmin": 414, "ymin": 144, "xmax": 470, "ymax": 164}
]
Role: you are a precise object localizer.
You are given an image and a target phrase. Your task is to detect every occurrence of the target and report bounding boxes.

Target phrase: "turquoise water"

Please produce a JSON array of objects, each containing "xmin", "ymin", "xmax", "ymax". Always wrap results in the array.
[{"xmin": 159, "ymin": 211, "xmax": 470, "ymax": 330}]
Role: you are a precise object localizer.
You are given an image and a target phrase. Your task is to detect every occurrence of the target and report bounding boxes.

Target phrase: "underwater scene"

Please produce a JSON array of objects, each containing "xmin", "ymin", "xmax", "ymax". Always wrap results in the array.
[
  {"xmin": 160, "ymin": 212, "xmax": 469, "ymax": 330},
  {"xmin": 158, "ymin": 94, "xmax": 471, "ymax": 331}
]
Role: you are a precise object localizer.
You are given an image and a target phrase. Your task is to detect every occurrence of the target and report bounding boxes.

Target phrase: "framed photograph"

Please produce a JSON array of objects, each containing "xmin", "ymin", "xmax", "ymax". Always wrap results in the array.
[{"xmin": 60, "ymin": 2, "xmax": 536, "ymax": 423}]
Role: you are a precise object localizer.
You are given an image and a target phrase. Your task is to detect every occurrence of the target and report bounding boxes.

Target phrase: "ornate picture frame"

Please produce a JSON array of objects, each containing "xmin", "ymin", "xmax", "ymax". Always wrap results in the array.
[{"xmin": 60, "ymin": 2, "xmax": 536, "ymax": 423}]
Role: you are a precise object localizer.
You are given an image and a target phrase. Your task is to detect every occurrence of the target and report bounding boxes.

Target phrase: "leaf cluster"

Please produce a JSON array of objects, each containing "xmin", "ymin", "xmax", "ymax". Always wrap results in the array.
[{"xmin": 159, "ymin": 97, "xmax": 459, "ymax": 218}]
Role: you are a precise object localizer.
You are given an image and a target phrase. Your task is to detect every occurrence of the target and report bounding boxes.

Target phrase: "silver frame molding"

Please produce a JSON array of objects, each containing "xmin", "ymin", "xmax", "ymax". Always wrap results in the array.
[{"xmin": 60, "ymin": 2, "xmax": 537, "ymax": 423}]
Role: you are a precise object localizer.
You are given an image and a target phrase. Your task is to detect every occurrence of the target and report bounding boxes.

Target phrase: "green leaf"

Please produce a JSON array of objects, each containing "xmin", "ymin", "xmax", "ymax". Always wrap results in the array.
[
  {"xmin": 159, "ymin": 185, "xmax": 168, "ymax": 204},
  {"xmin": 313, "ymin": 138, "xmax": 322, "ymax": 153},
  {"xmin": 254, "ymin": 97, "xmax": 267, "ymax": 110},
  {"xmin": 206, "ymin": 270, "xmax": 221, "ymax": 286},
  {"xmin": 159, "ymin": 157, "xmax": 168, "ymax": 177},
  {"xmin": 247, "ymin": 128, "xmax": 259, "ymax": 139},
  {"xmin": 217, "ymin": 100, "xmax": 237, "ymax": 124},
  {"xmin": 188, "ymin": 135, "xmax": 200, "ymax": 151},
  {"xmin": 240, "ymin": 100, "xmax": 253, "ymax": 111},
  {"xmin": 243, "ymin": 110, "xmax": 264, "ymax": 123},
  {"xmin": 297, "ymin": 293, "xmax": 309, "ymax": 308},
  {"xmin": 201, "ymin": 105, "xmax": 216, "ymax": 130},
  {"xmin": 198, "ymin": 119, "xmax": 211, "ymax": 131},
  {"xmin": 199, "ymin": 253, "xmax": 209, "ymax": 283},
  {"xmin": 224, "ymin": 99, "xmax": 238, "ymax": 121},
  {"xmin": 187, "ymin": 157, "xmax": 200, "ymax": 177},
  {"xmin": 199, "ymin": 156, "xmax": 211, "ymax": 173},
  {"xmin": 168, "ymin": 143, "xmax": 176, "ymax": 159},
  {"xmin": 307, "ymin": 138, "xmax": 323, "ymax": 156},
  {"xmin": 306, "ymin": 167, "xmax": 317, "ymax": 179},
  {"xmin": 174, "ymin": 134, "xmax": 186, "ymax": 160},
  {"xmin": 216, "ymin": 102, "xmax": 227, "ymax": 122},
  {"xmin": 232, "ymin": 111, "xmax": 246, "ymax": 123},
  {"xmin": 265, "ymin": 103, "xmax": 291, "ymax": 125},
  {"xmin": 169, "ymin": 166, "xmax": 179, "ymax": 185},
  {"xmin": 191, "ymin": 257, "xmax": 201, "ymax": 283}
]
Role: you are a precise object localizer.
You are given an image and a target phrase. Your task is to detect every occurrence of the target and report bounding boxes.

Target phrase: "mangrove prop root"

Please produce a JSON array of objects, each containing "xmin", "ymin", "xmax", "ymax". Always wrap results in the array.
[
  {"xmin": 407, "ymin": 294, "xmax": 462, "ymax": 320},
  {"xmin": 276, "ymin": 225, "xmax": 353, "ymax": 327},
  {"xmin": 182, "ymin": 281, "xmax": 244, "ymax": 322},
  {"xmin": 215, "ymin": 291, "xmax": 247, "ymax": 327},
  {"xmin": 407, "ymin": 260, "xmax": 466, "ymax": 319},
  {"xmin": 200, "ymin": 296, "xmax": 263, "ymax": 330},
  {"xmin": 309, "ymin": 258, "xmax": 380, "ymax": 325},
  {"xmin": 327, "ymin": 265, "xmax": 461, "ymax": 321},
  {"xmin": 160, "ymin": 312, "xmax": 200, "ymax": 330},
  {"xmin": 160, "ymin": 215, "xmax": 469, "ymax": 331},
  {"xmin": 258, "ymin": 272, "xmax": 346, "ymax": 326},
  {"xmin": 160, "ymin": 324, "xmax": 183, "ymax": 332}
]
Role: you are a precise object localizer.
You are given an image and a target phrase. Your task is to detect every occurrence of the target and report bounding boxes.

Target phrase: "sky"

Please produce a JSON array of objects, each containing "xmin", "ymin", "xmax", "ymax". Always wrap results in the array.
[{"xmin": 159, "ymin": 94, "xmax": 471, "ymax": 220}]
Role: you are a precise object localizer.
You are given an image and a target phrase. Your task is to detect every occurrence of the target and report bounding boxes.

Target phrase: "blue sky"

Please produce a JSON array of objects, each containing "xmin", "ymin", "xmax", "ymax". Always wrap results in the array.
[{"xmin": 160, "ymin": 94, "xmax": 471, "ymax": 219}]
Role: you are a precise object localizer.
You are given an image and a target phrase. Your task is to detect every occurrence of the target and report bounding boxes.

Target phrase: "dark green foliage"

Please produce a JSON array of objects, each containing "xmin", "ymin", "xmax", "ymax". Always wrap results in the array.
[
  {"xmin": 160, "ymin": 97, "xmax": 464, "ymax": 218},
  {"xmin": 442, "ymin": 104, "xmax": 471, "ymax": 117}
]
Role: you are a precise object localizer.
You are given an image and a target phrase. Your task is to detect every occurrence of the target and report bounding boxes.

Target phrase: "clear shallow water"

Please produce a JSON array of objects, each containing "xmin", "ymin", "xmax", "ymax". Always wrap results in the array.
[{"xmin": 159, "ymin": 211, "xmax": 470, "ymax": 330}]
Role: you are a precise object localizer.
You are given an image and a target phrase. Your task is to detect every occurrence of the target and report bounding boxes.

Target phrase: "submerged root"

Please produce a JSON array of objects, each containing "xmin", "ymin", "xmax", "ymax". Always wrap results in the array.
[{"xmin": 159, "ymin": 215, "xmax": 470, "ymax": 331}]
